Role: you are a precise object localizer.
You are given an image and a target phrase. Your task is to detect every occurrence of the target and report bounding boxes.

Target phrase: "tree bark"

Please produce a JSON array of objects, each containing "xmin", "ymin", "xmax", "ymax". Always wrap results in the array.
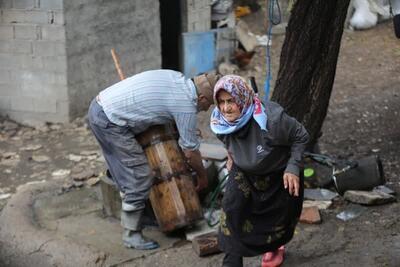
[{"xmin": 271, "ymin": 0, "xmax": 351, "ymax": 147}]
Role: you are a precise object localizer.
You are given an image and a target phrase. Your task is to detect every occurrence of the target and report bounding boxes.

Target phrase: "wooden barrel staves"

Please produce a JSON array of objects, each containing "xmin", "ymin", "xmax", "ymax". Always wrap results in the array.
[{"xmin": 137, "ymin": 123, "xmax": 203, "ymax": 232}]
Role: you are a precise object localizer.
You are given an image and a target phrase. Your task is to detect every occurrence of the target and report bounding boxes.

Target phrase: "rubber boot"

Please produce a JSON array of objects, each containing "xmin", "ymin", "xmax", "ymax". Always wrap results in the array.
[{"xmin": 120, "ymin": 209, "xmax": 159, "ymax": 250}]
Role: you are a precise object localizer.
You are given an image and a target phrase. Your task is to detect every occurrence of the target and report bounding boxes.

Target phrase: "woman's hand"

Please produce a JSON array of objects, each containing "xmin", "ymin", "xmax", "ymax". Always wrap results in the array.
[
  {"xmin": 283, "ymin": 172, "xmax": 299, "ymax": 196},
  {"xmin": 226, "ymin": 153, "xmax": 233, "ymax": 171}
]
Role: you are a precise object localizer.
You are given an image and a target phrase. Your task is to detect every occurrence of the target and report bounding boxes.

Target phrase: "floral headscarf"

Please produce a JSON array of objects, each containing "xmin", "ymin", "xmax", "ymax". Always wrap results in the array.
[{"xmin": 210, "ymin": 75, "xmax": 267, "ymax": 135}]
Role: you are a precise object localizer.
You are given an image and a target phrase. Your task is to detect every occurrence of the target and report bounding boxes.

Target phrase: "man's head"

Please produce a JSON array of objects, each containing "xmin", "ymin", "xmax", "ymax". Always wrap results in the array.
[{"xmin": 193, "ymin": 72, "xmax": 220, "ymax": 111}]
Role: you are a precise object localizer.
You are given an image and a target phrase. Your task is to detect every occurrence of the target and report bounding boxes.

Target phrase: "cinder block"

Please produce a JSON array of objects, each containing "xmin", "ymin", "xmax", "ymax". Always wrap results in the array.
[
  {"xmin": 0, "ymin": 54, "xmax": 43, "ymax": 70},
  {"xmin": 0, "ymin": 84, "xmax": 21, "ymax": 96},
  {"xmin": 33, "ymin": 97, "xmax": 57, "ymax": 113},
  {"xmin": 13, "ymin": 0, "xmax": 35, "ymax": 9},
  {"xmin": 33, "ymin": 40, "xmax": 66, "ymax": 56},
  {"xmin": 0, "ymin": 40, "xmax": 32, "ymax": 54},
  {"xmin": 39, "ymin": 0, "xmax": 63, "ymax": 10},
  {"xmin": 0, "ymin": 0, "xmax": 13, "ymax": 8},
  {"xmin": 41, "ymin": 25, "xmax": 65, "ymax": 41},
  {"xmin": 14, "ymin": 24, "xmax": 38, "ymax": 40},
  {"xmin": 10, "ymin": 96, "xmax": 34, "ymax": 112},
  {"xmin": 2, "ymin": 10, "xmax": 49, "ymax": 24},
  {"xmin": 41, "ymin": 55, "xmax": 67, "ymax": 72},
  {"xmin": 53, "ymin": 11, "xmax": 65, "ymax": 25},
  {"xmin": 0, "ymin": 70, "xmax": 12, "ymax": 84},
  {"xmin": 0, "ymin": 96, "xmax": 11, "ymax": 110},
  {"xmin": 0, "ymin": 26, "xmax": 14, "ymax": 40}
]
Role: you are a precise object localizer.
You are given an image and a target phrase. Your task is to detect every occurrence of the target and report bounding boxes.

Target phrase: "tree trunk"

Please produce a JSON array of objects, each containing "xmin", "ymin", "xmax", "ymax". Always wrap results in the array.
[{"xmin": 271, "ymin": 0, "xmax": 350, "ymax": 147}]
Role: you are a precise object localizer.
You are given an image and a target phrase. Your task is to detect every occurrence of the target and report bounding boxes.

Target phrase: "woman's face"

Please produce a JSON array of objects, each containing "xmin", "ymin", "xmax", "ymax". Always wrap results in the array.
[{"xmin": 217, "ymin": 90, "xmax": 241, "ymax": 122}]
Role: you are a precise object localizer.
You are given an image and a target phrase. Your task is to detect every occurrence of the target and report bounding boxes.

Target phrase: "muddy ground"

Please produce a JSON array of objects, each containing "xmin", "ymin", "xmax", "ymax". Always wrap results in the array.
[{"xmin": 1, "ymin": 6, "xmax": 400, "ymax": 267}]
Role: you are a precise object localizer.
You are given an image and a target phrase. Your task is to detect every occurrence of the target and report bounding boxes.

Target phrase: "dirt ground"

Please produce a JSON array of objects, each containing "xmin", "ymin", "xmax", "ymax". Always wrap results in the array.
[{"xmin": 1, "ymin": 5, "xmax": 400, "ymax": 267}]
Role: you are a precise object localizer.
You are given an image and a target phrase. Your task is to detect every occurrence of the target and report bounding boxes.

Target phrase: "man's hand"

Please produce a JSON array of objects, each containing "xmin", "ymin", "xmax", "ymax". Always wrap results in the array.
[
  {"xmin": 195, "ymin": 173, "xmax": 208, "ymax": 192},
  {"xmin": 283, "ymin": 172, "xmax": 300, "ymax": 196},
  {"xmin": 183, "ymin": 149, "xmax": 208, "ymax": 192}
]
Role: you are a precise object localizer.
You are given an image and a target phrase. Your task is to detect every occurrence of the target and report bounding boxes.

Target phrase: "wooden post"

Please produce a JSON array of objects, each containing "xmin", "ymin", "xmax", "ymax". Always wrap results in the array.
[{"xmin": 110, "ymin": 48, "xmax": 125, "ymax": 80}]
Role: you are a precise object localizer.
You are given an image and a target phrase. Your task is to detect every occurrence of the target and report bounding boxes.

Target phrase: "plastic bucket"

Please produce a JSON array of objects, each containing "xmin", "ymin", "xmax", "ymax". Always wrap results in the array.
[{"xmin": 333, "ymin": 155, "xmax": 384, "ymax": 195}]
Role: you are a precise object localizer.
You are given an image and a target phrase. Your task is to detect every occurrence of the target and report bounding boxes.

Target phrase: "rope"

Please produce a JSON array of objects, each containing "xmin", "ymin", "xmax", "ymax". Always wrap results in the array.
[{"xmin": 264, "ymin": 0, "xmax": 281, "ymax": 102}]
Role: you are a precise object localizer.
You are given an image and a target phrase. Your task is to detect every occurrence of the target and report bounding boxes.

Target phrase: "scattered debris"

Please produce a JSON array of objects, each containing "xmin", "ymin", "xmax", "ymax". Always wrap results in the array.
[
  {"xmin": 0, "ymin": 152, "xmax": 20, "ymax": 166},
  {"xmin": 51, "ymin": 169, "xmax": 71, "ymax": 178},
  {"xmin": 235, "ymin": 20, "xmax": 258, "ymax": 52},
  {"xmin": 343, "ymin": 190, "xmax": 396, "ymax": 205},
  {"xmin": 73, "ymin": 181, "xmax": 84, "ymax": 188},
  {"xmin": 68, "ymin": 154, "xmax": 83, "ymax": 162},
  {"xmin": 304, "ymin": 188, "xmax": 339, "ymax": 201},
  {"xmin": 20, "ymin": 144, "xmax": 42, "ymax": 151},
  {"xmin": 87, "ymin": 177, "xmax": 100, "ymax": 186},
  {"xmin": 300, "ymin": 206, "xmax": 321, "ymax": 224},
  {"xmin": 31, "ymin": 154, "xmax": 50, "ymax": 163},
  {"xmin": 185, "ymin": 219, "xmax": 219, "ymax": 241},
  {"xmin": 303, "ymin": 200, "xmax": 332, "ymax": 210},
  {"xmin": 0, "ymin": 193, "xmax": 12, "ymax": 200},
  {"xmin": 336, "ymin": 203, "xmax": 368, "ymax": 221},
  {"xmin": 218, "ymin": 62, "xmax": 239, "ymax": 75},
  {"xmin": 373, "ymin": 185, "xmax": 396, "ymax": 195},
  {"xmin": 80, "ymin": 150, "xmax": 100, "ymax": 156}
]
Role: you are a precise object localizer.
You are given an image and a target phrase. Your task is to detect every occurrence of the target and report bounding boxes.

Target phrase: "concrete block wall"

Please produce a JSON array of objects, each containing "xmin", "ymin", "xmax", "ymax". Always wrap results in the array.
[
  {"xmin": 0, "ymin": 0, "xmax": 161, "ymax": 125},
  {"xmin": 64, "ymin": 0, "xmax": 161, "ymax": 119},
  {"xmin": 182, "ymin": 0, "xmax": 211, "ymax": 32},
  {"xmin": 0, "ymin": 0, "xmax": 69, "ymax": 125}
]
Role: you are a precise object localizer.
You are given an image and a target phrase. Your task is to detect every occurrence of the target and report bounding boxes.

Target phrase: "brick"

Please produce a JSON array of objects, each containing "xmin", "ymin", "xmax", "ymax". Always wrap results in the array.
[
  {"xmin": 39, "ymin": 0, "xmax": 63, "ymax": 10},
  {"xmin": 300, "ymin": 206, "xmax": 321, "ymax": 224},
  {"xmin": 32, "ymin": 40, "xmax": 65, "ymax": 56},
  {"xmin": 0, "ymin": 26, "xmax": 14, "ymax": 40},
  {"xmin": 13, "ymin": 0, "xmax": 35, "ymax": 9},
  {"xmin": 14, "ymin": 24, "xmax": 38, "ymax": 40},
  {"xmin": 41, "ymin": 25, "xmax": 65, "ymax": 41},
  {"xmin": 0, "ymin": 40, "xmax": 32, "ymax": 54},
  {"xmin": 2, "ymin": 10, "xmax": 49, "ymax": 24}
]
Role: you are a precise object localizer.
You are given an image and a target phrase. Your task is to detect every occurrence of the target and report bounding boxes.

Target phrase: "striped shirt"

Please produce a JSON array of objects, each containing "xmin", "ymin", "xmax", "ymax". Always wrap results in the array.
[{"xmin": 98, "ymin": 70, "xmax": 200, "ymax": 150}]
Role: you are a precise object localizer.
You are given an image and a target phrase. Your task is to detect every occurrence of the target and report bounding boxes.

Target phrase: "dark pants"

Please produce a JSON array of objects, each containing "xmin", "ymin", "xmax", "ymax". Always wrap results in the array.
[
  {"xmin": 87, "ymin": 99, "xmax": 154, "ymax": 211},
  {"xmin": 222, "ymin": 253, "xmax": 243, "ymax": 267}
]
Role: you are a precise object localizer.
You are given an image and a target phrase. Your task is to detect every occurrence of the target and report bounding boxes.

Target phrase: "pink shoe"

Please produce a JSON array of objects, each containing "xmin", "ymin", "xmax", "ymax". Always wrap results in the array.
[{"xmin": 261, "ymin": 246, "xmax": 285, "ymax": 267}]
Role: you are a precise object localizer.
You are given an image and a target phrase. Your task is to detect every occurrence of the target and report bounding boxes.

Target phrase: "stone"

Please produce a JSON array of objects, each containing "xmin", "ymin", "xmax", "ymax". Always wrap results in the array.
[
  {"xmin": 344, "ymin": 190, "xmax": 396, "ymax": 205},
  {"xmin": 72, "ymin": 169, "xmax": 95, "ymax": 181},
  {"xmin": 373, "ymin": 185, "xmax": 395, "ymax": 195},
  {"xmin": 303, "ymin": 200, "xmax": 332, "ymax": 210},
  {"xmin": 31, "ymin": 155, "xmax": 50, "ymax": 163},
  {"xmin": 52, "ymin": 169, "xmax": 71, "ymax": 178},
  {"xmin": 0, "ymin": 193, "xmax": 12, "ymax": 200},
  {"xmin": 304, "ymin": 188, "xmax": 339, "ymax": 201},
  {"xmin": 235, "ymin": 20, "xmax": 258, "ymax": 52},
  {"xmin": 86, "ymin": 177, "xmax": 100, "ymax": 186},
  {"xmin": 20, "ymin": 144, "xmax": 42, "ymax": 151},
  {"xmin": 218, "ymin": 62, "xmax": 239, "ymax": 76},
  {"xmin": 300, "ymin": 206, "xmax": 321, "ymax": 224},
  {"xmin": 68, "ymin": 154, "xmax": 83, "ymax": 162}
]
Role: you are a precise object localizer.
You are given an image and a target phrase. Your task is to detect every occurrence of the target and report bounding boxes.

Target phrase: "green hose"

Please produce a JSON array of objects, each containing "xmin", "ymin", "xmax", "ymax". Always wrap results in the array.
[{"xmin": 206, "ymin": 173, "xmax": 229, "ymax": 227}]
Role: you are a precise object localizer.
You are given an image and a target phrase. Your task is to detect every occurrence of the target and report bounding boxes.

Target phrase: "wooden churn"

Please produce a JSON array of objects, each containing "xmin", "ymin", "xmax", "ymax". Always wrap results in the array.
[{"xmin": 136, "ymin": 123, "xmax": 203, "ymax": 232}]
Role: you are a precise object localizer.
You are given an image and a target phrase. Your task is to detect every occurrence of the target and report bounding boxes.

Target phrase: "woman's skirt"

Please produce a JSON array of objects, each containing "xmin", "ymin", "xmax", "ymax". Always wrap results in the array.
[{"xmin": 218, "ymin": 165, "xmax": 304, "ymax": 257}]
